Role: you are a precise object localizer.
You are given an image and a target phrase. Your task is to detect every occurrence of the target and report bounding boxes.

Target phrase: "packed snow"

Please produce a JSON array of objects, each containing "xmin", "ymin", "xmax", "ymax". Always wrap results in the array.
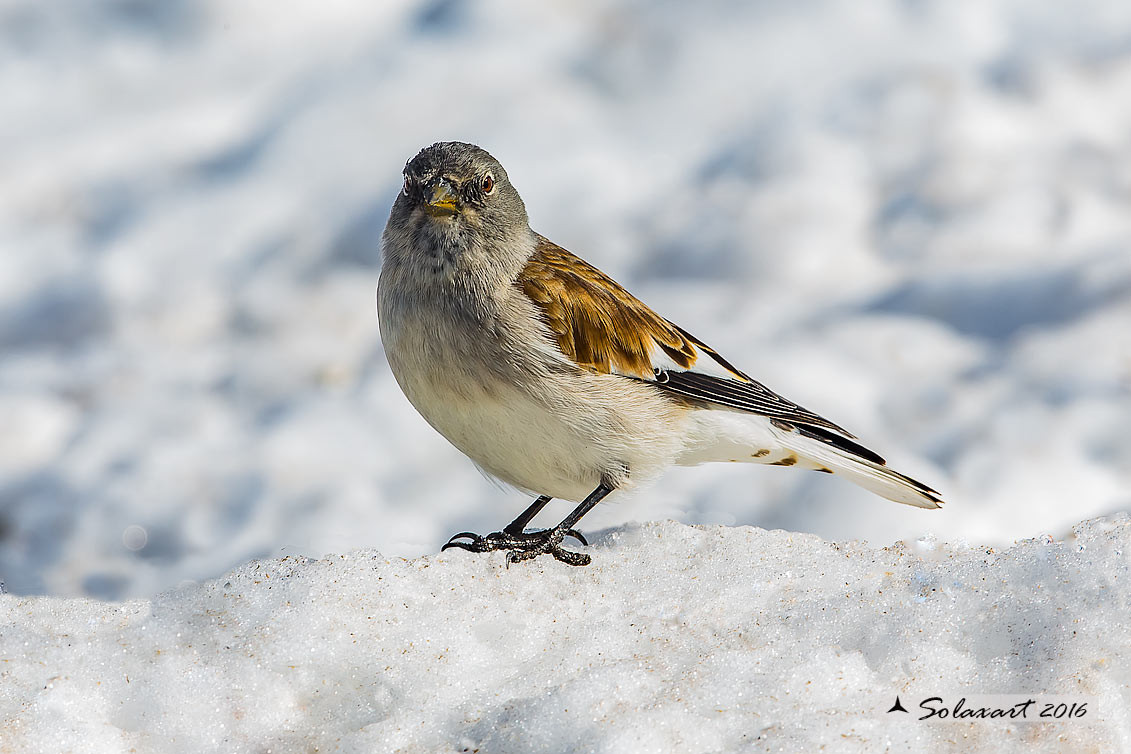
[
  {"xmin": 2, "ymin": 0, "xmax": 1131, "ymax": 750},
  {"xmin": 2, "ymin": 0, "xmax": 1128, "ymax": 600},
  {"xmin": 2, "ymin": 518, "xmax": 1129, "ymax": 752}
]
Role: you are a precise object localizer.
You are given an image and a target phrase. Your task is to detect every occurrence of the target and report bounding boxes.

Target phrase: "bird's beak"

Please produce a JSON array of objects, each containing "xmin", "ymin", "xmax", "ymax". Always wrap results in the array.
[{"xmin": 424, "ymin": 179, "xmax": 460, "ymax": 216}]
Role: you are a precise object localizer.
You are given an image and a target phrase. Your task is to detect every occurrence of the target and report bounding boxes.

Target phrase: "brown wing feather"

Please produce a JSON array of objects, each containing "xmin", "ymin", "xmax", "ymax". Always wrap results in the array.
[
  {"xmin": 518, "ymin": 234, "xmax": 698, "ymax": 378},
  {"xmin": 516, "ymin": 234, "xmax": 858, "ymax": 441}
]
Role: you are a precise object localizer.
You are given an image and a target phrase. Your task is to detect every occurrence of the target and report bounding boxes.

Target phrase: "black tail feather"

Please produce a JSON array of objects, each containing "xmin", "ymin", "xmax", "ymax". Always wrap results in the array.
[{"xmin": 795, "ymin": 424, "xmax": 886, "ymax": 466}]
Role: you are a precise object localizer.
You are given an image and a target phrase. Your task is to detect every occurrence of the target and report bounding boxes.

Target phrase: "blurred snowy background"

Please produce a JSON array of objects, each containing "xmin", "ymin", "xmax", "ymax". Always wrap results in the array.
[{"xmin": 1, "ymin": 0, "xmax": 1129, "ymax": 599}]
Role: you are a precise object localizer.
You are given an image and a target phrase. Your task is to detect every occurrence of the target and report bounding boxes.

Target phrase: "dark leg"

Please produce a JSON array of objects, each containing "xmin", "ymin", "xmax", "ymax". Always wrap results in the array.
[
  {"xmin": 500, "ymin": 494, "xmax": 588, "ymax": 544},
  {"xmin": 444, "ymin": 494, "xmax": 584, "ymax": 547},
  {"xmin": 503, "ymin": 495, "xmax": 552, "ymax": 535},
  {"xmin": 510, "ymin": 483, "xmax": 612, "ymax": 565},
  {"xmin": 442, "ymin": 483, "xmax": 614, "ymax": 566}
]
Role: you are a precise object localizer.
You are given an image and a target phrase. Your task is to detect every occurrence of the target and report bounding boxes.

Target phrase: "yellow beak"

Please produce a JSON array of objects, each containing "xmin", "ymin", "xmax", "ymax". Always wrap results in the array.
[{"xmin": 425, "ymin": 180, "xmax": 459, "ymax": 215}]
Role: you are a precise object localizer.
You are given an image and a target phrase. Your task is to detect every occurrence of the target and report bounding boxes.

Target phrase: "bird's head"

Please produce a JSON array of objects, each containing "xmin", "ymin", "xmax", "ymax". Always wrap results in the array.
[
  {"xmin": 391, "ymin": 142, "xmax": 528, "ymax": 246},
  {"xmin": 381, "ymin": 141, "xmax": 536, "ymax": 290}
]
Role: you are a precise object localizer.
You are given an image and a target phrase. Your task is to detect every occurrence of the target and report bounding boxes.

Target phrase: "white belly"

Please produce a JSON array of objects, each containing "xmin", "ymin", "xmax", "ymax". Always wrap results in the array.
[
  {"xmin": 397, "ymin": 369, "xmax": 609, "ymax": 500},
  {"xmin": 379, "ymin": 283, "xmax": 691, "ymax": 501},
  {"xmin": 385, "ymin": 344, "xmax": 691, "ymax": 502}
]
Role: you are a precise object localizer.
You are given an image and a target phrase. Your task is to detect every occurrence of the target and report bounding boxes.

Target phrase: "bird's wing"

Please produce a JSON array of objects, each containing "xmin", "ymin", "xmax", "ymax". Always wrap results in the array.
[{"xmin": 518, "ymin": 235, "xmax": 872, "ymax": 453}]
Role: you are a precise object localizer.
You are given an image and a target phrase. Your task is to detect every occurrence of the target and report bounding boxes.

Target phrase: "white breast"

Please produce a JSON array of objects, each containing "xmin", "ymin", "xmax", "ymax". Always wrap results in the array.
[{"xmin": 378, "ymin": 284, "xmax": 689, "ymax": 502}]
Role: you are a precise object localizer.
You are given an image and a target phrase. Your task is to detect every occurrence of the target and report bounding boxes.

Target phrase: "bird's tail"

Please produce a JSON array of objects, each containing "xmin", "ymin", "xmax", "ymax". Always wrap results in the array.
[{"xmin": 777, "ymin": 425, "xmax": 944, "ymax": 509}]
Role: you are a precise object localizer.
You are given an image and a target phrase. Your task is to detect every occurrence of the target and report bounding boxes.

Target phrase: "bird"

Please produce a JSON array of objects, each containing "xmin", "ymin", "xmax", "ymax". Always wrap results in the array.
[{"xmin": 377, "ymin": 141, "xmax": 942, "ymax": 566}]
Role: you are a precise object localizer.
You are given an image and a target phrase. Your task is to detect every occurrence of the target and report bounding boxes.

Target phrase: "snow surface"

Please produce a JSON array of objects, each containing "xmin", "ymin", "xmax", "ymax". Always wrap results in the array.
[
  {"xmin": 2, "ymin": 517, "xmax": 1129, "ymax": 753},
  {"xmin": 2, "ymin": 0, "xmax": 1129, "ymax": 600}
]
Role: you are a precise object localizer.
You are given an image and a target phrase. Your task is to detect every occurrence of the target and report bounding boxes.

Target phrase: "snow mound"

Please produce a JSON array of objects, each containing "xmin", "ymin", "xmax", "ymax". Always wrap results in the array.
[
  {"xmin": 3, "ymin": 0, "xmax": 1131, "ymax": 599},
  {"xmin": 2, "ymin": 516, "xmax": 1128, "ymax": 753}
]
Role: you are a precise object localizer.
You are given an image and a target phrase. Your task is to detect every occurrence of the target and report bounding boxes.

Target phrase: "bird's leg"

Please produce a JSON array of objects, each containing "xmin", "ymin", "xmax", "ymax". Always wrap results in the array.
[
  {"xmin": 503, "ymin": 495, "xmax": 589, "ymax": 546},
  {"xmin": 441, "ymin": 493, "xmax": 591, "ymax": 557},
  {"xmin": 442, "ymin": 494, "xmax": 586, "ymax": 551},
  {"xmin": 444, "ymin": 495, "xmax": 582, "ymax": 552},
  {"xmin": 508, "ymin": 483, "xmax": 612, "ymax": 565},
  {"xmin": 442, "ymin": 484, "xmax": 614, "ymax": 566},
  {"xmin": 503, "ymin": 495, "xmax": 553, "ymax": 536}
]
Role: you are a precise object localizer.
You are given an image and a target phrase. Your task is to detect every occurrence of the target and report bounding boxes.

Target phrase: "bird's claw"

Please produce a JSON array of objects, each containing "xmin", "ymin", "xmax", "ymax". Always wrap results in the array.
[
  {"xmin": 440, "ymin": 532, "xmax": 484, "ymax": 550},
  {"xmin": 441, "ymin": 527, "xmax": 590, "ymax": 565},
  {"xmin": 507, "ymin": 543, "xmax": 591, "ymax": 567},
  {"xmin": 557, "ymin": 528, "xmax": 587, "ymax": 546}
]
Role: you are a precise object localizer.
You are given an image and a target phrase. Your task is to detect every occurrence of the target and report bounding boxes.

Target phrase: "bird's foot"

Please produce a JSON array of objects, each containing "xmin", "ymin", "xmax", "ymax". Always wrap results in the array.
[{"xmin": 442, "ymin": 527, "xmax": 590, "ymax": 566}]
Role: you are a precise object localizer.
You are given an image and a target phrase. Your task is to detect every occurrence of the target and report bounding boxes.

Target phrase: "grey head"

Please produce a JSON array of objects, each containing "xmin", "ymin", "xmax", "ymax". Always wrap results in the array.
[{"xmin": 382, "ymin": 142, "xmax": 532, "ymax": 280}]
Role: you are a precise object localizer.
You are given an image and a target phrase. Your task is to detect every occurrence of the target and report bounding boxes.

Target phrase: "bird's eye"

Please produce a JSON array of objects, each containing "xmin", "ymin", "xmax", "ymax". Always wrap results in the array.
[
  {"xmin": 402, "ymin": 176, "xmax": 411, "ymax": 196},
  {"xmin": 481, "ymin": 173, "xmax": 495, "ymax": 194}
]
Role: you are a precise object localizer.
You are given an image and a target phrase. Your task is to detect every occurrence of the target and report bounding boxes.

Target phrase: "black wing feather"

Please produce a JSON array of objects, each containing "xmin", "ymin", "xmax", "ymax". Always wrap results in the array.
[{"xmin": 655, "ymin": 370, "xmax": 886, "ymax": 464}]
